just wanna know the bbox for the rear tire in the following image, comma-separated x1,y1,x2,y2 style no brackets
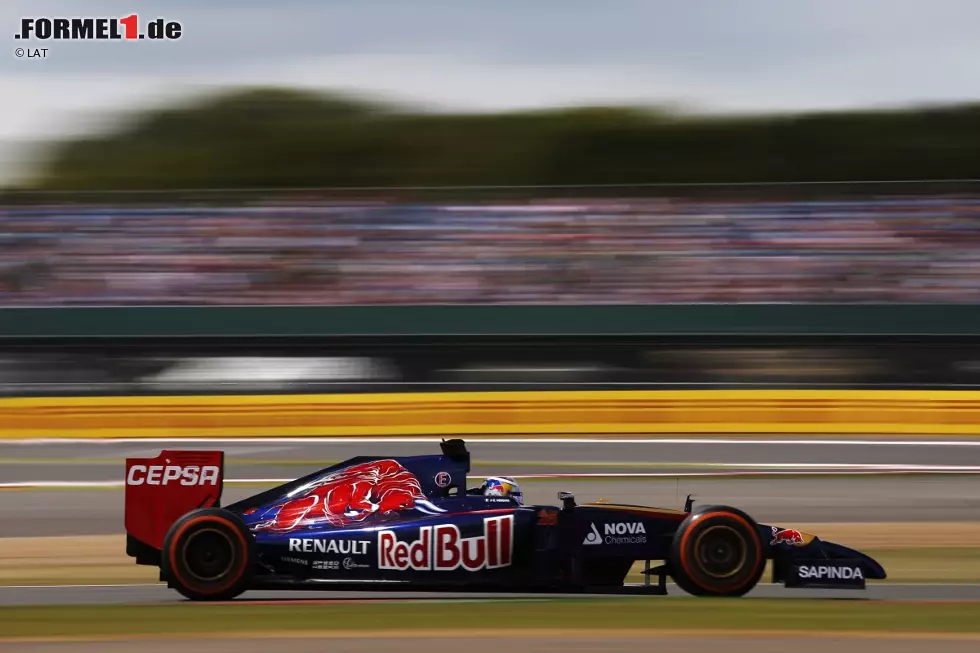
161,508,253,601
669,505,764,597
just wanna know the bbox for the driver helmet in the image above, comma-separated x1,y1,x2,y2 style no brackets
483,476,524,505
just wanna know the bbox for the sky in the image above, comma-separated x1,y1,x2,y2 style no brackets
2,1,979,152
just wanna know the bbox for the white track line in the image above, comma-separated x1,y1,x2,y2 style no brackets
7,437,980,446
702,463,980,470
513,470,980,478
0,583,162,589
5,465,980,489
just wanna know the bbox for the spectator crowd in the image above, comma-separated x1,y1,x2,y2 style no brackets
3,195,980,305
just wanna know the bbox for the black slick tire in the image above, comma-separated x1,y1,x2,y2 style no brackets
161,507,253,601
669,504,765,597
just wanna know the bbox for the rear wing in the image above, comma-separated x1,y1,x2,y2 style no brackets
125,450,225,553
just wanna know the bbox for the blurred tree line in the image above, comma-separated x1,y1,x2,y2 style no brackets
15,88,980,193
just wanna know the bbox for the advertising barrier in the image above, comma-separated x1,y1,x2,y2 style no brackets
3,390,980,439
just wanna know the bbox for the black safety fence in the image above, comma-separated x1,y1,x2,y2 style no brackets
1,336,979,396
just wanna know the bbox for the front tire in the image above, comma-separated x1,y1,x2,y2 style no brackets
161,508,253,601
669,505,764,597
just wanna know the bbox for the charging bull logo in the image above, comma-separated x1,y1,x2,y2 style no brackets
250,459,444,532
771,526,812,547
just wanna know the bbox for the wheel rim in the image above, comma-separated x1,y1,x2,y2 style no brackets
693,525,747,579
181,528,235,582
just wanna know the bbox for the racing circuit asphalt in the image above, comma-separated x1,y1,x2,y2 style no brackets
3,436,980,606
7,437,980,483
5,582,980,606
3,437,980,536
0,583,980,606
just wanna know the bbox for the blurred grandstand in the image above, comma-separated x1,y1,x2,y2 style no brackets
3,192,980,305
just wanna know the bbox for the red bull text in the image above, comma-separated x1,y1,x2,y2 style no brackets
379,515,514,571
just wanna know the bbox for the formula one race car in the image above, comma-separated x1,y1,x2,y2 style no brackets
124,439,886,601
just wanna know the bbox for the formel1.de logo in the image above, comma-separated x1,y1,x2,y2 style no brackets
16,15,182,41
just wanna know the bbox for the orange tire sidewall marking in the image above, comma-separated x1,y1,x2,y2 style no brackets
678,511,763,594
168,515,249,596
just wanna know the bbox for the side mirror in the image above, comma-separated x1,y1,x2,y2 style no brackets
558,491,576,510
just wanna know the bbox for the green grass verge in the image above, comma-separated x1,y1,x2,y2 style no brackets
2,599,980,639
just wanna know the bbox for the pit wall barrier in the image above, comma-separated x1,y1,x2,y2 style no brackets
3,390,980,438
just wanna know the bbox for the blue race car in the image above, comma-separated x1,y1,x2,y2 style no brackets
124,439,885,601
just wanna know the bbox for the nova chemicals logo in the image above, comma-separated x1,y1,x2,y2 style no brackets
583,523,602,545
603,521,646,544
583,521,647,545
16,15,182,41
